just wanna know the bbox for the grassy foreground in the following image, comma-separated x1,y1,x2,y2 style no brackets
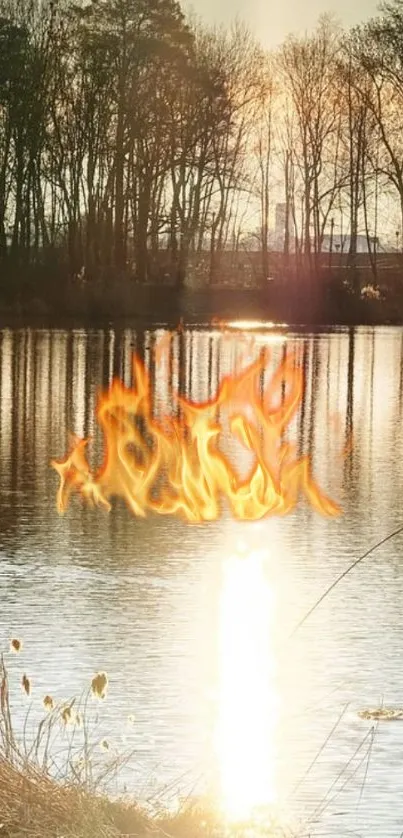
0,637,378,838
0,757,145,838
0,643,289,838
0,757,233,838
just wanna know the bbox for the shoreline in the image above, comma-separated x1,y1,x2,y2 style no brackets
0,284,402,329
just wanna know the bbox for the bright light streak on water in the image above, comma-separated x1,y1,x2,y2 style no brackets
215,547,278,821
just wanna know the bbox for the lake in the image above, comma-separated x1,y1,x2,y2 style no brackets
1,323,403,837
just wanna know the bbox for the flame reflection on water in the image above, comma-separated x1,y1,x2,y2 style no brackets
214,546,278,821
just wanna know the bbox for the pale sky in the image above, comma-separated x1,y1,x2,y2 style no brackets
184,0,381,48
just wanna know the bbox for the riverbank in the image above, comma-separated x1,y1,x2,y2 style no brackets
0,647,289,838
1,756,145,838
1,756,293,838
0,277,402,329
1,757,239,838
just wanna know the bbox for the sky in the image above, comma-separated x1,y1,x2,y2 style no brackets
184,0,381,48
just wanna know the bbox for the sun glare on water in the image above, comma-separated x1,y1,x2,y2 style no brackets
215,546,278,822
226,320,288,332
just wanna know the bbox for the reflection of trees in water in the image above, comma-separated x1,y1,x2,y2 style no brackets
338,327,403,515
365,330,376,498
2,324,403,554
208,335,214,399
0,327,228,559
343,327,355,488
307,339,320,458
297,338,310,456
346,328,355,448
399,332,403,417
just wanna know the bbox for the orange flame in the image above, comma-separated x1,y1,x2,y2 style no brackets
51,345,340,523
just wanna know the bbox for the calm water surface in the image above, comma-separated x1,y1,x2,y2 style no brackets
1,324,403,836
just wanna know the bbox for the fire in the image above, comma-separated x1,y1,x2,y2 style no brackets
51,340,340,522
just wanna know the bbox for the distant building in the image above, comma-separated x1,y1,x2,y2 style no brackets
274,203,294,250
321,234,377,253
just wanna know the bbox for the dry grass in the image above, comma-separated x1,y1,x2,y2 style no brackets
0,643,290,838
1,749,254,838
0,758,292,838
0,645,156,837
1,634,373,838
0,757,147,837
1,754,285,838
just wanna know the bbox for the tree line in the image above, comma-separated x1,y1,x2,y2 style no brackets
0,0,403,287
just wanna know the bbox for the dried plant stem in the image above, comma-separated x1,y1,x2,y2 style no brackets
290,523,403,637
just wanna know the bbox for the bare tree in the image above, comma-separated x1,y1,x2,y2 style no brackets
279,16,344,268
